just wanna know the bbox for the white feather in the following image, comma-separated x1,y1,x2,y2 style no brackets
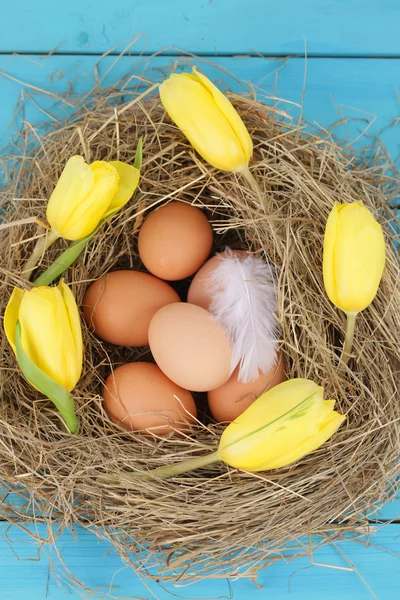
208,250,279,383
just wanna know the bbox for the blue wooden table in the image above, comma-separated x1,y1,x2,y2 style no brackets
1,2,399,598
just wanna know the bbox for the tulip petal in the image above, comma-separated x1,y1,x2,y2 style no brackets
160,73,249,172
46,156,94,236
260,409,346,470
58,161,119,240
58,280,83,386
106,161,140,214
219,379,324,471
18,284,81,391
52,287,82,391
15,322,78,434
221,379,323,439
335,203,385,313
4,287,25,353
323,202,340,307
192,67,253,167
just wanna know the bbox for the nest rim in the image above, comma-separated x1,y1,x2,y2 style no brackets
0,78,399,584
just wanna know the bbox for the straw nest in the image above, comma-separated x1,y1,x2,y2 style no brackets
0,76,399,587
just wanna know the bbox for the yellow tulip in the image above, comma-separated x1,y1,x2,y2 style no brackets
134,379,345,479
218,379,345,471
323,202,386,365
323,202,385,313
5,280,82,392
46,156,140,241
159,67,253,173
24,145,142,282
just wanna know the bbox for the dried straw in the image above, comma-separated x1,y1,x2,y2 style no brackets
0,75,399,589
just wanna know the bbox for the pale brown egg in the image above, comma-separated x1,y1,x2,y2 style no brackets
138,201,213,280
103,362,197,436
187,249,248,310
149,303,231,392
208,352,287,422
83,270,180,346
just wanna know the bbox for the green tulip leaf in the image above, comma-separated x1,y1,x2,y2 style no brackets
133,137,143,171
15,321,78,434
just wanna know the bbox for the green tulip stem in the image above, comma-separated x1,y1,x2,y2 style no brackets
241,167,263,198
102,451,221,483
341,312,358,366
24,229,60,281
34,230,97,287
144,450,221,479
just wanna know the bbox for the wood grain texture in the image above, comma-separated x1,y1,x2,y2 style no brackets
1,0,400,57
0,523,399,599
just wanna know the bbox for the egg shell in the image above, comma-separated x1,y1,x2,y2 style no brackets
187,249,248,310
103,362,197,436
208,352,287,422
149,303,231,392
138,201,213,280
83,270,180,346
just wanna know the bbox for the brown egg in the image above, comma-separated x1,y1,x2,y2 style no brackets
208,352,287,422
103,362,197,436
187,249,248,310
138,201,213,280
83,270,180,346
149,303,231,392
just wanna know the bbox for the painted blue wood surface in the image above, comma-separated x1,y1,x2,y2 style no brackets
2,1,400,57
0,523,399,600
376,495,400,521
1,2,400,598
1,54,399,160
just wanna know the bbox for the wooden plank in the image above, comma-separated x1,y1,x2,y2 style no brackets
0,522,399,599
1,1,400,57
1,54,399,162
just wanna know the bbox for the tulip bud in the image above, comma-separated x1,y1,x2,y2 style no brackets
46,156,140,241
323,202,386,366
159,67,253,173
218,379,345,472
323,202,385,314
4,280,83,432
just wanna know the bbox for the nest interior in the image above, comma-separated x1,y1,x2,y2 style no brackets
0,78,399,583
